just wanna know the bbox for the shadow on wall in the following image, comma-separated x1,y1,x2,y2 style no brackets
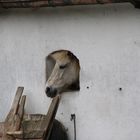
45,50,80,98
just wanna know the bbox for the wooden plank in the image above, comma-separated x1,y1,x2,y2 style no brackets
23,114,46,121
2,87,25,140
43,95,60,140
6,95,26,136
7,130,43,139
5,87,24,121
18,95,26,119
0,122,4,137
11,87,24,115
7,114,46,139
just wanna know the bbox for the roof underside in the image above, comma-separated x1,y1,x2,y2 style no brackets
0,0,139,8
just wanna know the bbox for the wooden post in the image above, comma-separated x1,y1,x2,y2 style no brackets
0,123,4,140
1,87,25,140
43,95,60,140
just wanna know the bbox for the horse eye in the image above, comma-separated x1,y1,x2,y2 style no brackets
59,64,67,69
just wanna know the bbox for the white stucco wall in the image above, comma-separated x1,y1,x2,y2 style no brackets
0,3,140,140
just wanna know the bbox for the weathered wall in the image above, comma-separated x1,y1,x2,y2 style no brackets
0,4,140,140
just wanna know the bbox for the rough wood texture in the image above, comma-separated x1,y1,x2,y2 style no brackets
1,87,25,140
0,123,4,137
7,95,60,139
0,87,60,140
43,95,60,140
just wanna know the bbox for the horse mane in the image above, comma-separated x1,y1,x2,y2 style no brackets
48,50,80,67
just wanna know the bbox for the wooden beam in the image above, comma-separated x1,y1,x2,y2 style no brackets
18,95,26,119
0,123,4,137
2,87,25,140
44,95,60,140
0,0,139,9
6,87,24,120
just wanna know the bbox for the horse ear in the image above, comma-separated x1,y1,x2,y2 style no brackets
67,51,74,59
68,79,80,91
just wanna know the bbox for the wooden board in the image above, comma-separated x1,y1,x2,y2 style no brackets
1,87,25,140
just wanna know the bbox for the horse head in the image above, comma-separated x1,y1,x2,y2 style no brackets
45,50,80,98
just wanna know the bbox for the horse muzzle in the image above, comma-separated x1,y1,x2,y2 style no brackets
45,86,57,98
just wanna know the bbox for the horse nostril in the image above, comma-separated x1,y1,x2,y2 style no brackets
45,87,57,98
46,87,50,93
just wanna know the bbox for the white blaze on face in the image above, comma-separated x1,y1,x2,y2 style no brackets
46,61,78,93
47,63,64,89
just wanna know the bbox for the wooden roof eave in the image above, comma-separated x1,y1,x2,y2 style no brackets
0,0,139,9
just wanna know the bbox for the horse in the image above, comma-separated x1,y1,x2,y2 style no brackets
45,50,80,140
45,50,80,98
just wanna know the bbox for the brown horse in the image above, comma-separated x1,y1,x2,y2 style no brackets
45,50,80,98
